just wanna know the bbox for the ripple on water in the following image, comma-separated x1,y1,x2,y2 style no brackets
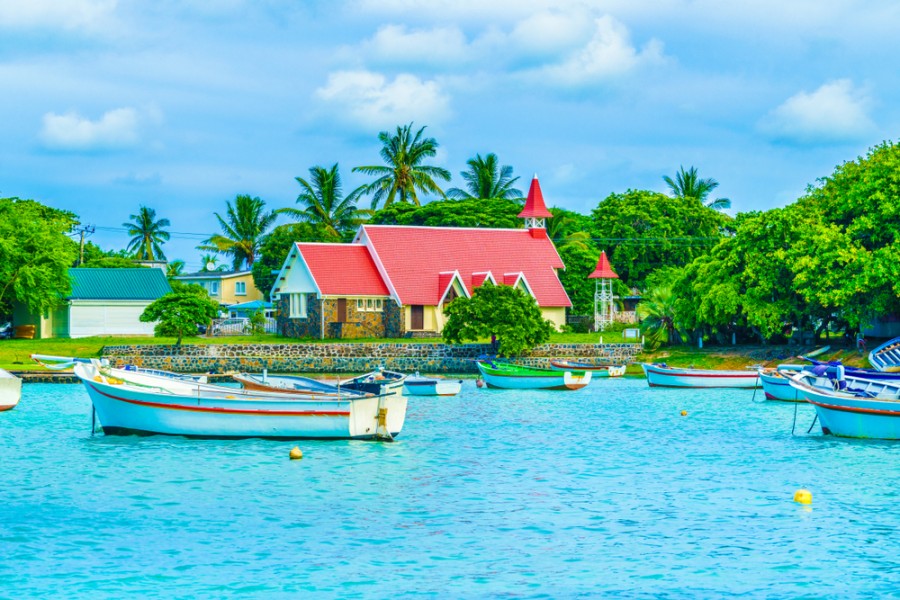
4,380,900,596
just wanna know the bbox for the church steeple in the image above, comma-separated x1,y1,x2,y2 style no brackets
518,174,553,231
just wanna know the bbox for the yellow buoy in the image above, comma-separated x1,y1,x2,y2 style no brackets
680,410,688,416
289,446,303,460
793,489,812,504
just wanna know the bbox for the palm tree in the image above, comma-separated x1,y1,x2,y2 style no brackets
199,253,220,272
547,211,592,252
663,166,731,210
199,195,277,270
279,164,368,238
638,286,684,348
124,206,170,261
166,260,185,278
446,153,523,200
353,123,451,210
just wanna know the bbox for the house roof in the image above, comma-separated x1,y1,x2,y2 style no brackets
588,251,619,279
517,175,553,219
296,243,390,297
357,225,570,307
175,270,251,280
68,268,172,300
229,300,273,311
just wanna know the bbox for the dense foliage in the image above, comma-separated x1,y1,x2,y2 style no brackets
0,198,78,316
369,198,523,229
442,284,552,356
201,194,277,269
591,189,728,288
281,164,368,239
140,292,221,345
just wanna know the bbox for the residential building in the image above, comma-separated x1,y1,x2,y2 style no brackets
12,268,172,338
274,175,571,339
174,270,264,306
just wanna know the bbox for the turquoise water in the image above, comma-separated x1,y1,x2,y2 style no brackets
4,379,900,597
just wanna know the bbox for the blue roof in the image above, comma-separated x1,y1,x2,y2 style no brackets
229,300,272,311
68,268,172,300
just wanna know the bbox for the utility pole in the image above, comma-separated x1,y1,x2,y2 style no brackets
76,225,95,265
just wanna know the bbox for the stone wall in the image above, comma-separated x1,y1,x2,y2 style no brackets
101,342,643,374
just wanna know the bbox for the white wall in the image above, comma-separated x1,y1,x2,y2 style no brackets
68,301,156,338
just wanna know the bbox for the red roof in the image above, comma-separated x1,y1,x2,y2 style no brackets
359,225,570,307
295,243,390,296
517,175,553,219
471,271,494,287
588,251,619,279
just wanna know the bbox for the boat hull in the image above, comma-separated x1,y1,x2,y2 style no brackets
642,363,760,388
791,382,900,440
548,360,626,377
476,362,591,390
402,378,462,396
76,365,406,439
759,370,803,401
0,368,21,411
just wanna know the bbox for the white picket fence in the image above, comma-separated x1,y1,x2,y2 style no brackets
209,317,277,336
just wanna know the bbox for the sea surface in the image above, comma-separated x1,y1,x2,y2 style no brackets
3,379,900,598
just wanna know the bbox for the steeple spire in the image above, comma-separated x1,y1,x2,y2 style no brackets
518,174,553,231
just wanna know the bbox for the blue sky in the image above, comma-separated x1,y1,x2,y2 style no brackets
2,0,897,270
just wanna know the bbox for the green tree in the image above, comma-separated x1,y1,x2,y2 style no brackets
548,208,594,253
663,166,731,210
124,206,170,260
442,284,552,356
591,189,727,288
446,153,522,200
353,123,451,209
280,164,368,239
369,198,523,229
200,195,278,270
0,198,78,316
251,223,341,298
166,260,185,278
638,286,684,349
140,292,220,345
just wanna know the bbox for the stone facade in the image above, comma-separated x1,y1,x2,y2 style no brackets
277,295,392,339
101,342,643,374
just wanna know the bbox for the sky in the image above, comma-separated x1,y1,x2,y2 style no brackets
2,0,898,271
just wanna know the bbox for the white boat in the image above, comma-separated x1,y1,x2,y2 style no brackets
402,373,462,396
758,365,805,401
642,363,761,388
340,369,407,397
233,372,367,397
788,369,900,439
0,368,22,411
73,361,406,440
31,354,208,383
869,336,900,372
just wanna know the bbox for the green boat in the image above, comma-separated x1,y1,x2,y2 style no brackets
475,360,592,390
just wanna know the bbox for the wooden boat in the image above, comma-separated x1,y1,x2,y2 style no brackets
549,360,626,377
642,363,761,388
233,372,367,397
31,354,208,383
73,360,406,440
869,336,900,372
340,369,407,397
788,369,900,439
402,373,462,396
0,368,22,411
758,367,804,401
475,360,591,390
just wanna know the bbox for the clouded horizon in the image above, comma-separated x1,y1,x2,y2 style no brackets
2,0,897,270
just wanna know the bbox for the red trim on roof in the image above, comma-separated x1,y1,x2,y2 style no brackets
295,243,390,296
360,225,570,307
588,251,619,279
518,176,553,219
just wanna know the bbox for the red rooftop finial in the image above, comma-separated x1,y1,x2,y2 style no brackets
518,174,553,219
588,251,619,279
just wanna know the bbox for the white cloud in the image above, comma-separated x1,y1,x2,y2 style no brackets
0,0,116,30
761,79,875,144
40,107,144,150
529,16,665,85
315,70,451,130
507,11,593,56
363,24,471,67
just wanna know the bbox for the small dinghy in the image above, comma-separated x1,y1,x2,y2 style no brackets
402,373,462,397
869,336,900,373
0,368,22,412
233,372,367,397
758,366,805,401
642,363,761,388
549,360,626,377
340,369,407,397
475,360,591,390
